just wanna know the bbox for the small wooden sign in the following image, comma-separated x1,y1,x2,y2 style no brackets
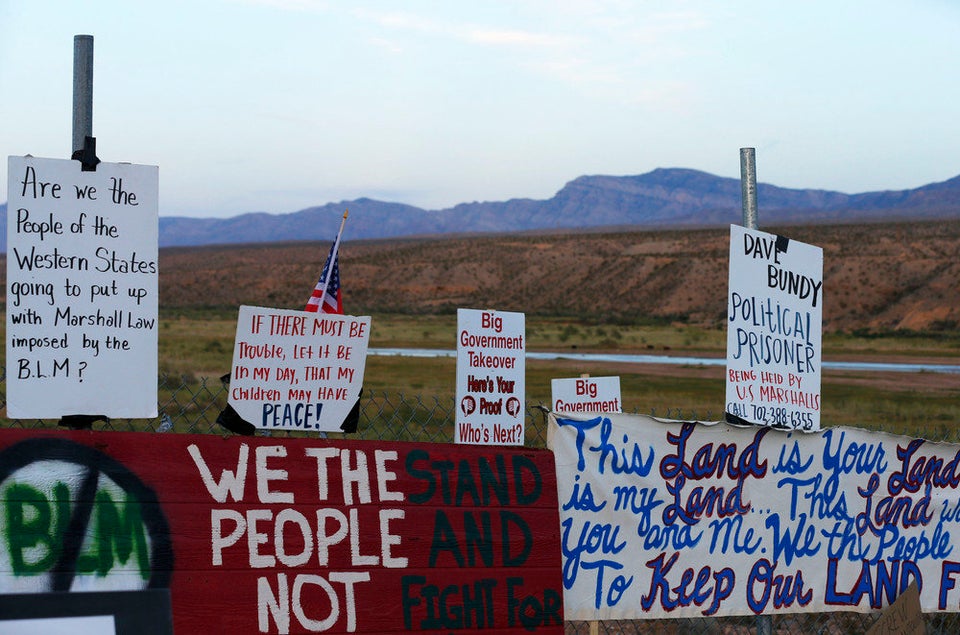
866,582,924,635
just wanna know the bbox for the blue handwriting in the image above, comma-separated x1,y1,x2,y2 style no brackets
772,439,814,475
765,512,821,566
639,521,703,551
561,517,632,608
640,551,734,616
556,416,655,476
822,429,888,492
778,473,850,522
888,439,960,496
746,558,812,613
856,473,933,537
563,474,606,512
707,515,761,555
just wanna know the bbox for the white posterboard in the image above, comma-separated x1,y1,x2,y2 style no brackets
725,225,823,430
228,305,369,432
455,308,525,445
551,376,621,414
1,616,115,635
5,156,159,419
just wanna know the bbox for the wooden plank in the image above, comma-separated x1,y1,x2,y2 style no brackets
0,428,563,634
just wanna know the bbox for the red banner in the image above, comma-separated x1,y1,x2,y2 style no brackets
0,429,563,634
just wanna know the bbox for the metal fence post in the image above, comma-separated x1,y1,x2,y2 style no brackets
740,147,758,231
72,34,94,155
741,147,772,635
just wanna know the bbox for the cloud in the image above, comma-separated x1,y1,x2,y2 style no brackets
350,8,448,34
366,36,404,55
228,0,330,12
229,1,708,99
465,28,580,48
351,8,577,50
531,58,626,86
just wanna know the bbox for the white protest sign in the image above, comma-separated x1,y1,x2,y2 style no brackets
5,156,158,419
551,376,621,414
1,616,116,635
725,225,823,430
228,305,369,431
455,308,525,445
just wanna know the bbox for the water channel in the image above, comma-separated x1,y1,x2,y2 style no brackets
368,348,960,375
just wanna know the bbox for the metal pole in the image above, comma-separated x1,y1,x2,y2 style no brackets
740,147,758,231
741,146,772,635
72,34,94,156
756,603,773,633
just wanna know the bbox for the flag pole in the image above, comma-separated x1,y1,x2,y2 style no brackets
317,209,348,312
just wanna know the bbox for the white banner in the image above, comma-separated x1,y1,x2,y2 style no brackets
228,305,369,431
548,412,960,619
726,225,823,430
5,156,158,418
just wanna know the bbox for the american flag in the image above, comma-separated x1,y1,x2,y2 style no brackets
305,211,347,314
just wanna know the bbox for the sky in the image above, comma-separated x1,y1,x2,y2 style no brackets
2,0,959,218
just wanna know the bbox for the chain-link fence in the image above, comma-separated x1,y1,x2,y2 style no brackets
2,370,957,634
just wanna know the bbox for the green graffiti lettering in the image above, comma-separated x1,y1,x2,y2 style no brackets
86,489,150,579
5,482,69,575
4,480,149,580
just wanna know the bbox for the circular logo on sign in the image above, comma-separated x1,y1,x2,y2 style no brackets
460,395,476,416
506,397,522,417
0,438,173,593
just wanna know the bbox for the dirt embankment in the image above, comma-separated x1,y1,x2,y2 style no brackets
153,219,960,335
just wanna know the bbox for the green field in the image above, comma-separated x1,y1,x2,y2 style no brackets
3,310,959,439
156,311,960,434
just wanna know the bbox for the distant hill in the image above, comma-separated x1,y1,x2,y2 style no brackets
155,168,960,247
3,168,960,250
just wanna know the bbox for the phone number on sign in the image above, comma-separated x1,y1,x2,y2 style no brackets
748,405,814,430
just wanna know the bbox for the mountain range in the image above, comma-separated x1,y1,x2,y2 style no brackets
3,167,960,250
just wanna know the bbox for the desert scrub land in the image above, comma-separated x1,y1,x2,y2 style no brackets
152,219,960,333
147,219,960,438
0,220,958,436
